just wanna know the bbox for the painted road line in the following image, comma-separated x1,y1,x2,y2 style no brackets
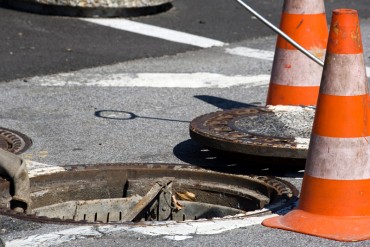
81,18,225,48
81,18,370,79
24,160,66,178
35,72,270,88
225,47,274,61
226,47,370,77
5,214,277,246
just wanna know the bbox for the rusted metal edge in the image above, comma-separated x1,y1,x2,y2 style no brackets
122,178,174,222
189,107,308,159
0,127,33,155
0,0,172,17
0,163,298,225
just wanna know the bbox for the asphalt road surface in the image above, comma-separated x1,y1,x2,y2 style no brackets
1,0,370,246
1,0,370,81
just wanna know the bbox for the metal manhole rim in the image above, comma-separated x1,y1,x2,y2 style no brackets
0,127,33,154
0,163,298,225
189,106,312,159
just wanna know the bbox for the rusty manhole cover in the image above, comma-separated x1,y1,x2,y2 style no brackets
0,163,297,224
0,127,32,154
0,0,172,17
190,106,315,160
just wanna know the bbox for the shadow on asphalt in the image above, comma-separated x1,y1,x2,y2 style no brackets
94,110,189,123
173,139,305,179
194,95,261,110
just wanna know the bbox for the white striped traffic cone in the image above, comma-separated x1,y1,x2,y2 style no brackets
266,0,328,106
262,9,370,241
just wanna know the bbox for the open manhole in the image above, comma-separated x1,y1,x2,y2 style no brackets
190,105,315,162
0,0,173,17
0,163,297,224
0,127,32,154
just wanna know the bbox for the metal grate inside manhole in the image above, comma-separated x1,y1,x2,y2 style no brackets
0,164,297,224
190,105,315,160
0,127,32,154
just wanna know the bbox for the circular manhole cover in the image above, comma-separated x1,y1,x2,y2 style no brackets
0,163,297,224
190,106,315,161
0,127,32,154
0,0,172,17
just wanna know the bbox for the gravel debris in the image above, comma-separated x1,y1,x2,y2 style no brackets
232,106,315,139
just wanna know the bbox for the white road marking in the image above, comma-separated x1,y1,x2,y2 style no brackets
79,18,369,77
163,236,193,240
81,18,226,48
5,226,102,247
24,160,66,178
227,46,370,77
294,137,310,149
5,214,277,246
128,215,275,236
225,47,274,61
36,72,270,88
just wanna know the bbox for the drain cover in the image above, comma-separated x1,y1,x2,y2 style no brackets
0,163,297,224
0,127,32,154
0,0,172,17
190,106,315,160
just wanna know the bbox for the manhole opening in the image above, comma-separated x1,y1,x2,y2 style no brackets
0,164,297,224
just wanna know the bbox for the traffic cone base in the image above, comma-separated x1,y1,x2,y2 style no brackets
298,175,370,215
263,173,370,241
262,209,370,242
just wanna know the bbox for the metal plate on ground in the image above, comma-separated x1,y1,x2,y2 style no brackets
0,0,172,17
0,127,32,154
190,106,315,160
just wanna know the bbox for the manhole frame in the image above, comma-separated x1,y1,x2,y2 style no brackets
0,163,298,225
0,127,33,154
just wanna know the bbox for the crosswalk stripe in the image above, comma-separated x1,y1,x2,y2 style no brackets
81,18,226,48
36,72,270,88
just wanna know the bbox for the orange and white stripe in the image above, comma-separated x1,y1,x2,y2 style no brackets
266,0,328,106
263,9,370,241
300,9,370,219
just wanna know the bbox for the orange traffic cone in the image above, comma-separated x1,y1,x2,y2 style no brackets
266,0,328,106
262,9,370,241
